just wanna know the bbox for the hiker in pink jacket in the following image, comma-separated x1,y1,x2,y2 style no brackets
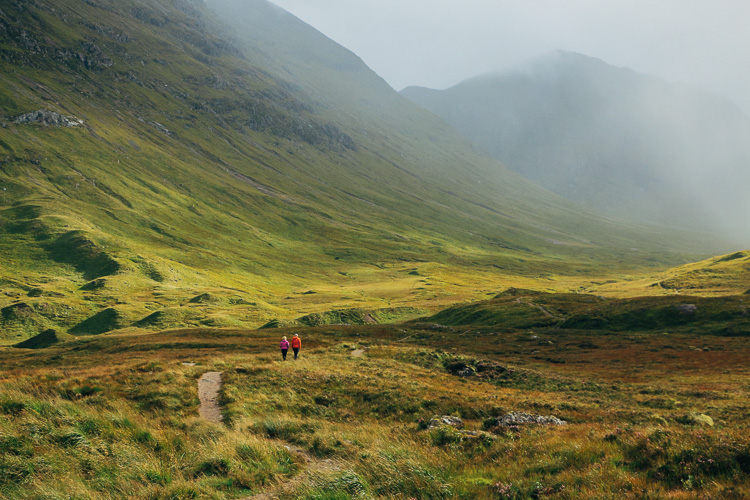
280,336,290,360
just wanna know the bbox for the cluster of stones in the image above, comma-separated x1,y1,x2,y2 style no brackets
13,109,83,127
427,415,466,430
490,411,568,427
425,411,567,441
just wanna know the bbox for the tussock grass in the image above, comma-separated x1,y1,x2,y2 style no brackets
2,323,750,498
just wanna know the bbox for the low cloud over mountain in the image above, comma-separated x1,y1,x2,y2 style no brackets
403,51,750,244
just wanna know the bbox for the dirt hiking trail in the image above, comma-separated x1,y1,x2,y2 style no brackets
198,371,223,423
195,367,341,498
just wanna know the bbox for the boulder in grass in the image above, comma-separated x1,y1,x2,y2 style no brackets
427,415,464,430
492,411,567,427
675,304,697,316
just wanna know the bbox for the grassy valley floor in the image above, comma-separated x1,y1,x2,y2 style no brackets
4,248,748,347
1,322,749,499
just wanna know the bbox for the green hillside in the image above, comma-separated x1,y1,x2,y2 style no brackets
591,250,750,298
0,0,713,345
418,287,750,336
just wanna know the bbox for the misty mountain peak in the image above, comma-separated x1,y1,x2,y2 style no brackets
402,53,750,241
539,50,612,70
459,50,640,91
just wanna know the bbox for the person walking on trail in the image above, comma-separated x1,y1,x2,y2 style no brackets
291,334,301,360
280,336,290,361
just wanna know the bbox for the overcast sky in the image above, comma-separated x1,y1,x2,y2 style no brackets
270,0,750,112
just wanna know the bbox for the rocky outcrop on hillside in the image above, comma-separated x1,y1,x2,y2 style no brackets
13,109,82,127
427,415,464,430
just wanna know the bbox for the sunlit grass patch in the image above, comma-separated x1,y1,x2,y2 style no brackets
2,321,750,498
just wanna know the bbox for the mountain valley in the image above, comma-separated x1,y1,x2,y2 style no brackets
1,0,731,344
1,1,749,498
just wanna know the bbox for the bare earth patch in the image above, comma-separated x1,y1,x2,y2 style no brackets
198,371,223,423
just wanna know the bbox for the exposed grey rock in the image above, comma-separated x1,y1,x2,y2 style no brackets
209,74,229,90
16,29,42,53
427,415,464,430
14,109,82,127
53,41,114,70
492,411,567,427
676,304,697,315
88,24,130,43
151,121,173,136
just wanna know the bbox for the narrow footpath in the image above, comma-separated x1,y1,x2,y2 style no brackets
198,371,223,424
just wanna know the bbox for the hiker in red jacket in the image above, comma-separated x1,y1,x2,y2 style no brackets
291,334,301,360
280,336,290,360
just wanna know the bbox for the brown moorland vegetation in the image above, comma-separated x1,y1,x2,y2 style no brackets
1,318,749,499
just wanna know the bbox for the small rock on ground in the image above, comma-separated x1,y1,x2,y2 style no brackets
428,415,464,429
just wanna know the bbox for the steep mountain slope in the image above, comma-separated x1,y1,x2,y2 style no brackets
402,51,750,240
0,1,707,343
